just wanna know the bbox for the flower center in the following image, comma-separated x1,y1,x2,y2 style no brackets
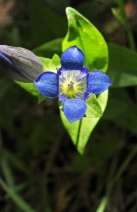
59,70,87,101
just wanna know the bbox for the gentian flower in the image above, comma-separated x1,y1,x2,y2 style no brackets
34,46,111,122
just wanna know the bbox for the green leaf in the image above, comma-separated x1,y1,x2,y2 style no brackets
60,91,108,154
62,7,108,72
15,81,39,97
86,94,103,118
108,43,137,87
39,57,51,70
33,38,62,58
48,54,60,71
111,8,126,28
39,55,60,71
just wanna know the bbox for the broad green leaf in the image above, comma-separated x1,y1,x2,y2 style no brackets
111,8,126,28
86,94,103,118
108,43,137,87
33,38,62,58
60,91,108,154
62,7,108,72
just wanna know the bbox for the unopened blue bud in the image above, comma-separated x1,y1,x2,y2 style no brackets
0,45,43,82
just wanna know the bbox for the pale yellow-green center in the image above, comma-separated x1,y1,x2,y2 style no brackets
59,70,87,99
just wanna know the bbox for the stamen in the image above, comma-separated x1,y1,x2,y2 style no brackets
68,81,74,88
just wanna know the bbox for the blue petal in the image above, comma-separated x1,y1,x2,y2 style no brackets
87,71,112,94
34,72,58,98
61,46,84,70
63,99,86,122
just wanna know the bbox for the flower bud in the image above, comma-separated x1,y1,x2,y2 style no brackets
0,45,43,82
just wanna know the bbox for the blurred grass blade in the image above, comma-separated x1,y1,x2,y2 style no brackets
1,155,14,188
111,8,126,28
0,178,36,212
116,0,136,51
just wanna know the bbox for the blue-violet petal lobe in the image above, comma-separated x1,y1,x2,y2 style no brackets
63,99,87,122
87,71,111,94
34,72,58,98
61,46,84,70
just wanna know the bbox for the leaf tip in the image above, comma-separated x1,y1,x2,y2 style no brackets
65,7,75,15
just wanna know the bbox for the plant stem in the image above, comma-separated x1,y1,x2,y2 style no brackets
76,119,82,148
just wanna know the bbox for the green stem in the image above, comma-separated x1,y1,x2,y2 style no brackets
96,146,137,212
116,0,136,51
76,119,82,147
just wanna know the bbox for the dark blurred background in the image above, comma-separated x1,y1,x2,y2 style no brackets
0,0,137,212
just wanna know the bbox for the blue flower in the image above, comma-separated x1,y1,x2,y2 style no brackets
34,46,111,122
